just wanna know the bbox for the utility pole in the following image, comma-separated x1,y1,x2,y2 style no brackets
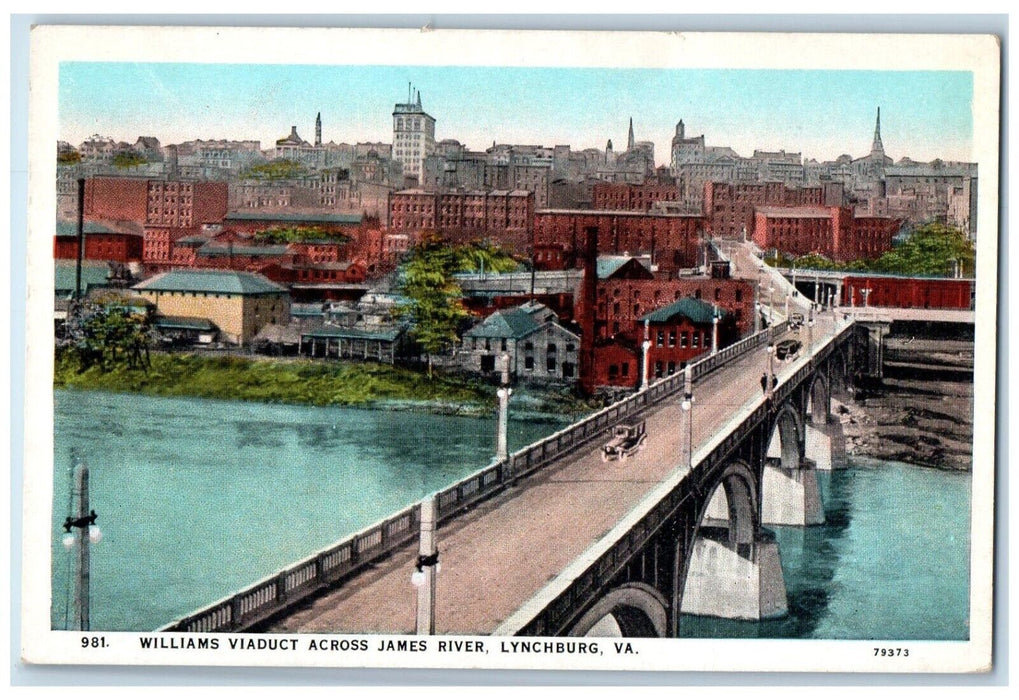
413,495,439,635
62,450,100,631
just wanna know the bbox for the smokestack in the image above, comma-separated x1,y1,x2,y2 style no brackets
579,225,599,395
75,178,85,303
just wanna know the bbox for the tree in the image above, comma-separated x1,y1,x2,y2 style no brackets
869,223,975,277
451,242,521,274
63,303,152,372
57,150,81,165
396,236,470,378
112,152,147,169
239,159,308,181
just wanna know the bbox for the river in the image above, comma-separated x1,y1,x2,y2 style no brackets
52,390,970,639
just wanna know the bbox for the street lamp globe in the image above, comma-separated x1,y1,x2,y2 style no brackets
61,532,75,550
411,570,426,588
88,524,102,544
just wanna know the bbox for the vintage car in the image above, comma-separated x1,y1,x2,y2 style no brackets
601,421,648,462
789,312,805,330
775,338,803,361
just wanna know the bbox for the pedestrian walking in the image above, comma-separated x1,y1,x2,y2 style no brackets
760,373,768,394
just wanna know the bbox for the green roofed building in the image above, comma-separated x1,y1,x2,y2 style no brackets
54,261,112,299
133,269,289,346
637,296,734,380
460,301,580,383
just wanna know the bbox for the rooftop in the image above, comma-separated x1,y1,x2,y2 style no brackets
223,211,363,225
756,206,836,218
641,296,723,325
133,269,287,295
465,307,541,340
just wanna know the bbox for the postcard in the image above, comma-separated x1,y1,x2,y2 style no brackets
20,25,999,673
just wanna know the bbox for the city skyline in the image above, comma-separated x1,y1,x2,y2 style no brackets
59,63,976,165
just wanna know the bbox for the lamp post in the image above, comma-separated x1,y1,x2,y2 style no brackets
711,305,720,356
861,288,872,308
768,285,775,326
680,365,694,469
496,352,511,462
766,335,776,400
62,449,101,631
807,306,815,354
784,292,790,320
640,319,651,391
412,494,439,635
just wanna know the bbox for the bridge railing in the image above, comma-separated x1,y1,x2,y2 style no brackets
160,320,795,633
504,319,857,636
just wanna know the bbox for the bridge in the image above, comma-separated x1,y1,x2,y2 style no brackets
163,301,861,637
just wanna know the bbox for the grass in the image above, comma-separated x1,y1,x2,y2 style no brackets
53,352,599,416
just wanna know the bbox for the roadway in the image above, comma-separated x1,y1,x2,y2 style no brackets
267,315,838,635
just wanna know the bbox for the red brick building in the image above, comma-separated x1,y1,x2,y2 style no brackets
54,221,144,263
533,210,705,275
703,181,845,238
81,177,229,230
840,275,973,309
592,182,682,212
753,206,897,262
76,177,230,271
590,274,755,342
574,237,755,392
388,189,534,254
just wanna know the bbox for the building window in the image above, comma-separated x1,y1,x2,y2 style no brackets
654,361,663,378
692,333,700,348
621,362,629,377
656,330,665,347
668,330,676,347
524,356,534,370
680,332,689,348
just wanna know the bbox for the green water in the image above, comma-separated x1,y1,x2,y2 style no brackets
53,391,971,639
679,459,971,639
52,389,565,631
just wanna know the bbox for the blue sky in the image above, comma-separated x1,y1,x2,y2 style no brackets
59,63,975,165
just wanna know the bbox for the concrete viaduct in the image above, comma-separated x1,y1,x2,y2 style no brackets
163,301,862,638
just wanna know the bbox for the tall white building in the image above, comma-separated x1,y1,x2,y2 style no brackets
392,85,435,183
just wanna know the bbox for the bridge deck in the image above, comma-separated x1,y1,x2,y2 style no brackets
267,317,837,635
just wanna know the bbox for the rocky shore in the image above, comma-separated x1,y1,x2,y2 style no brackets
837,338,974,471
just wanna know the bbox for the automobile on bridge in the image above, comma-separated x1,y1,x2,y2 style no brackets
601,421,648,462
776,338,802,361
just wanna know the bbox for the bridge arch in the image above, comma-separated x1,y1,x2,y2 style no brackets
765,401,803,470
806,373,831,425
570,583,668,638
829,349,850,399
695,459,759,546
674,459,787,624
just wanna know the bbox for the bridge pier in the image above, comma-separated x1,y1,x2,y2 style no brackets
805,419,847,470
681,527,787,621
761,457,825,525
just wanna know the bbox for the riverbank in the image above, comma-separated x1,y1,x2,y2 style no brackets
838,374,974,472
53,352,600,418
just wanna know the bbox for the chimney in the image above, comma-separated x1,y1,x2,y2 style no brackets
579,225,599,395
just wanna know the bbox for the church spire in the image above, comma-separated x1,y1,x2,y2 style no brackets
627,117,635,151
315,112,322,147
871,106,884,155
